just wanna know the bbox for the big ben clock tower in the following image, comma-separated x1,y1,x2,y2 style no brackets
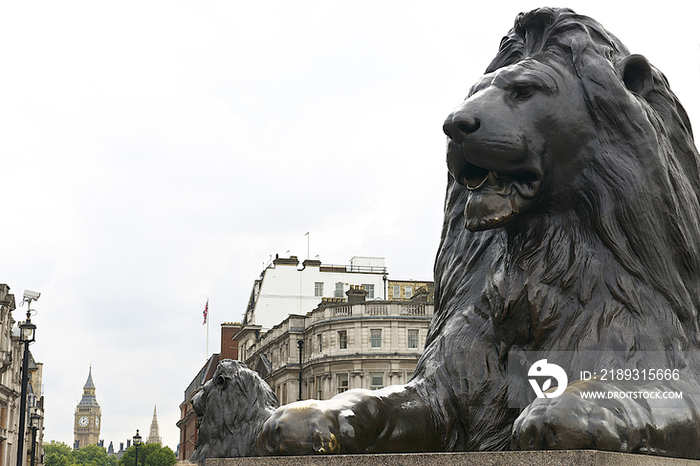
74,367,102,448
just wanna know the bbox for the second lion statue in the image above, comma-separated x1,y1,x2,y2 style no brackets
257,8,700,458
191,360,278,461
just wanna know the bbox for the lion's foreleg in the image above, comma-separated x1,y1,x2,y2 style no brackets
257,383,440,455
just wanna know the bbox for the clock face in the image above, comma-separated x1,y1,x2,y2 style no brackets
95,418,100,427
79,416,88,427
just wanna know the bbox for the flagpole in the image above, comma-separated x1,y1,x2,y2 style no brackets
203,298,210,360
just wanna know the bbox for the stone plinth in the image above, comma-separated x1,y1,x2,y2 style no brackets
205,451,700,466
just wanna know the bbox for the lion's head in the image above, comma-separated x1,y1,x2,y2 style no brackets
443,43,593,232
190,359,278,462
434,7,700,351
444,9,700,235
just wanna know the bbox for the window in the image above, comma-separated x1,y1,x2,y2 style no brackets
316,376,323,399
407,371,414,381
335,282,344,298
317,334,323,353
369,372,384,390
338,330,347,349
393,285,401,299
337,373,349,393
314,282,324,297
370,329,382,348
408,329,419,349
363,284,375,299
405,286,413,299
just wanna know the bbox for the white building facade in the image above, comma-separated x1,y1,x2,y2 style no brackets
243,255,389,330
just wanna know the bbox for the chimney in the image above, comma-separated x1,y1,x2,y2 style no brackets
221,322,242,360
273,255,299,267
346,285,368,304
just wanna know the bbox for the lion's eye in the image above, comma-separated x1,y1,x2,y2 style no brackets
514,85,536,99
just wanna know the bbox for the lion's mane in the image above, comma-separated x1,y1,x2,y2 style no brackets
190,359,279,461
411,7,700,452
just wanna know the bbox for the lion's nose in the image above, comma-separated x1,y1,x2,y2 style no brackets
192,391,203,415
443,111,481,144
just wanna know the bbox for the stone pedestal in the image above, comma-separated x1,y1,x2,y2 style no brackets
205,451,700,466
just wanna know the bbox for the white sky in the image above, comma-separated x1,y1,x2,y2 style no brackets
1,0,698,452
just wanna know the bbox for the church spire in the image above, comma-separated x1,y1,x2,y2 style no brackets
79,367,98,406
84,365,95,391
147,404,161,445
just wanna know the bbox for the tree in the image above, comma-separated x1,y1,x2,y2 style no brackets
71,444,118,466
45,442,75,466
45,442,118,466
142,445,177,466
118,443,176,466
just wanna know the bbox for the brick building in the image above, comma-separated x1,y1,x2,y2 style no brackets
176,322,240,461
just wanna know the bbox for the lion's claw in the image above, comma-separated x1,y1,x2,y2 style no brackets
257,401,341,455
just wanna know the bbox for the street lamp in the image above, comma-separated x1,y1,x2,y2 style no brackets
29,409,42,466
16,291,38,466
297,339,304,401
133,430,142,466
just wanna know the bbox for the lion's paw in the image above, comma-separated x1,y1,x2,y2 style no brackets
511,393,636,452
257,400,342,455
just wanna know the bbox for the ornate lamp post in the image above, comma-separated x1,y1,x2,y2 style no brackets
297,340,304,401
16,291,38,466
133,430,142,466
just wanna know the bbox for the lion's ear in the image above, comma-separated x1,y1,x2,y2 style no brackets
216,374,230,388
618,54,653,98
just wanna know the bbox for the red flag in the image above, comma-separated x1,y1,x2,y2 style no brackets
203,299,208,325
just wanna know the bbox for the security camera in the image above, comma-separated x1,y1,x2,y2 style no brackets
23,290,40,301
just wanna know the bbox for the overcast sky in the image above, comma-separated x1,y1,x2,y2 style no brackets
1,0,699,452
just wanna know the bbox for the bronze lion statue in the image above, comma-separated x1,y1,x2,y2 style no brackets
257,7,700,458
190,359,278,462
